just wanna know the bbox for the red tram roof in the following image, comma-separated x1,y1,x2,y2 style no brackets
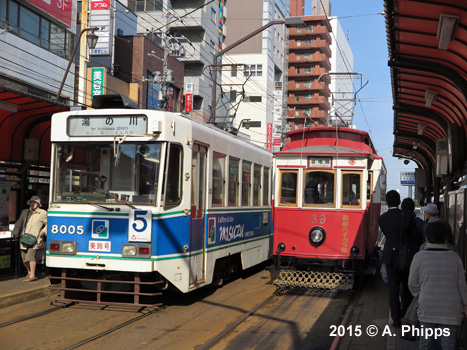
385,0,467,174
277,126,380,159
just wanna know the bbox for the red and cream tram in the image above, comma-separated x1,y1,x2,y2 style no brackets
272,126,386,289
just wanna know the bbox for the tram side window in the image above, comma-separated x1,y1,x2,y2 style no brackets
212,152,225,207
165,144,183,206
253,164,261,206
279,171,298,206
342,172,361,207
367,172,373,201
242,161,252,206
228,157,239,207
303,171,335,206
263,167,270,206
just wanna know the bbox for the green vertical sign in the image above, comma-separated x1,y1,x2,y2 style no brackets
91,68,104,100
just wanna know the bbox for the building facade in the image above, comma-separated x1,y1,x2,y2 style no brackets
286,16,332,129
126,0,225,121
220,0,290,150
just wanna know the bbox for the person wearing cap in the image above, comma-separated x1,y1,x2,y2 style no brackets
12,195,47,281
424,203,440,223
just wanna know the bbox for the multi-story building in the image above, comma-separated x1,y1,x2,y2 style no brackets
127,0,225,121
286,16,332,128
287,0,353,129
220,0,290,150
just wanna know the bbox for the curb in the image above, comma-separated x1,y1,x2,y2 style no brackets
0,284,56,309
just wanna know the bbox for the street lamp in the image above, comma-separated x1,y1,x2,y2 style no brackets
56,27,99,100
209,17,305,122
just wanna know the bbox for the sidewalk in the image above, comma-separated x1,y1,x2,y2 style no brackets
0,270,55,309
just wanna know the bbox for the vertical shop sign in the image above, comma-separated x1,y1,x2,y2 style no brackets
91,68,104,99
185,83,193,113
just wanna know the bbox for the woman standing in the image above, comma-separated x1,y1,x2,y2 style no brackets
12,196,47,281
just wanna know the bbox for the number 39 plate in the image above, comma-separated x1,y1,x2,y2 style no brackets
129,209,152,242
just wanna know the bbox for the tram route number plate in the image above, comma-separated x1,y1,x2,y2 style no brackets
67,115,148,136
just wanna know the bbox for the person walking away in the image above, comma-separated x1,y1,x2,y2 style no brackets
378,190,420,329
424,203,440,223
409,220,467,350
401,197,425,248
12,195,47,281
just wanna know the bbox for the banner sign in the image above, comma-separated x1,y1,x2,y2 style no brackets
91,68,104,99
28,0,73,27
90,0,112,56
185,83,193,113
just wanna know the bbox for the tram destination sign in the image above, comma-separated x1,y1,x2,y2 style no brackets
68,115,148,136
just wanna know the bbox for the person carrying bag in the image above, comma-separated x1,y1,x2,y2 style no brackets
12,195,47,282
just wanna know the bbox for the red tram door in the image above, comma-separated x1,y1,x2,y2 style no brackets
190,144,207,285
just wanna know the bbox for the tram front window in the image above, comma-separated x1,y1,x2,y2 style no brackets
304,171,335,206
52,143,162,205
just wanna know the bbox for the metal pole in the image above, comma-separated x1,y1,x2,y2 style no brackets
56,27,98,100
209,20,285,122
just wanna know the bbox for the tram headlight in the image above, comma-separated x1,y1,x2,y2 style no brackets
62,242,76,254
122,245,137,256
308,227,326,248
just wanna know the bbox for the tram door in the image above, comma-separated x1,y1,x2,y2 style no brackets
190,144,207,284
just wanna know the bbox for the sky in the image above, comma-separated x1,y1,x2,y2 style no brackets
303,0,416,198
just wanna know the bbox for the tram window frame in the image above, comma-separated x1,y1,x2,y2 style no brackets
303,170,336,208
341,171,362,208
212,152,226,207
163,143,183,207
263,167,270,206
228,157,240,207
253,164,261,206
367,171,373,201
279,170,298,207
242,161,252,206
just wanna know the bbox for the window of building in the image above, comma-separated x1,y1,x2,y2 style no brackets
304,53,313,59
244,64,263,77
295,95,300,102
295,109,300,116
305,39,315,45
296,53,301,60
211,8,216,23
304,80,313,88
248,96,262,103
306,25,315,32
295,81,300,88
228,157,239,207
2,0,75,60
297,40,301,46
296,67,301,74
304,94,312,100
212,152,226,207
19,6,39,45
304,67,313,74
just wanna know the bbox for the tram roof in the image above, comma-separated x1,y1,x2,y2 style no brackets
385,0,467,174
275,145,378,159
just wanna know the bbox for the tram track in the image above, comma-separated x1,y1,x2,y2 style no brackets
0,301,75,328
197,280,362,350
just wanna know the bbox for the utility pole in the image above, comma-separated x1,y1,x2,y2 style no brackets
77,0,89,105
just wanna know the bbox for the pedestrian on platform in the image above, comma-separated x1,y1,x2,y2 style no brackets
12,195,47,282
378,190,420,329
409,220,467,350
401,197,425,248
424,203,440,223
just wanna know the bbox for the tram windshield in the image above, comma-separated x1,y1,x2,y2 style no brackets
52,142,162,205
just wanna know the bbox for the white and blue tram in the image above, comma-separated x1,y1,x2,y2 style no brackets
46,106,273,305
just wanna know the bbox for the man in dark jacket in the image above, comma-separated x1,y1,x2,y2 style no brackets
378,190,420,329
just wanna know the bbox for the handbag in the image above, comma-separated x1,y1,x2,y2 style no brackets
20,233,37,248
401,295,418,341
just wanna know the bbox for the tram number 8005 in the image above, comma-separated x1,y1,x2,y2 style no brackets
50,224,85,235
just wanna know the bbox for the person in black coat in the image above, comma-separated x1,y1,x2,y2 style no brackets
378,190,420,329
